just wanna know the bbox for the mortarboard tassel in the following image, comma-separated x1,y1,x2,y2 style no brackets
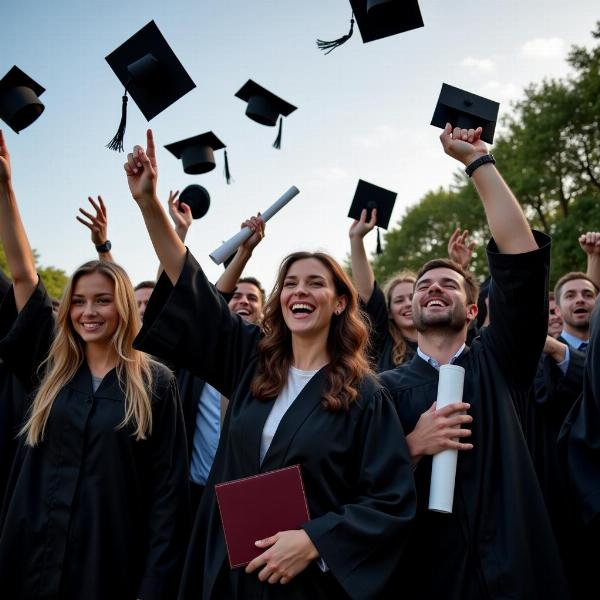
316,13,354,55
224,149,232,184
272,117,283,149
106,84,130,152
376,227,383,255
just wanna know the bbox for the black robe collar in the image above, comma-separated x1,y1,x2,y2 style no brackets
65,362,121,399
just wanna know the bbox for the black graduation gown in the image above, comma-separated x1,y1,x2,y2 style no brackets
362,281,416,372
0,282,190,600
379,232,570,600
134,250,417,600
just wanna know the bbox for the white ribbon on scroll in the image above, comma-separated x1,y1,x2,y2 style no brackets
209,186,300,265
428,364,466,514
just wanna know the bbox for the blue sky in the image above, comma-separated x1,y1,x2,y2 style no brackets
1,0,598,290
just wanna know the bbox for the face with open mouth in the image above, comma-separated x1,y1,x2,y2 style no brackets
547,299,563,338
558,278,597,333
228,282,263,324
388,281,414,331
70,272,118,346
280,258,346,337
412,267,476,333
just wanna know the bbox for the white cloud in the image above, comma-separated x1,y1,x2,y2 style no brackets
521,37,566,59
313,167,348,182
351,125,399,149
460,56,495,72
484,81,520,102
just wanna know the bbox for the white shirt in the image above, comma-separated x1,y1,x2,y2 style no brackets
260,366,318,464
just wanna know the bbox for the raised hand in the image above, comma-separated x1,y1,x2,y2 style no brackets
349,208,377,240
77,196,109,246
240,214,266,253
0,130,12,184
245,529,319,585
579,231,600,257
439,123,488,166
448,228,476,269
167,190,193,240
124,129,158,202
406,401,473,464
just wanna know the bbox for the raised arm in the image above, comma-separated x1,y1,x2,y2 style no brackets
447,228,476,269
580,231,600,289
215,215,265,294
349,208,378,303
76,195,114,261
440,124,537,254
0,131,38,311
125,129,186,284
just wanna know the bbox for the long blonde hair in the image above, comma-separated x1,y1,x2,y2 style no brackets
22,261,154,446
383,270,416,366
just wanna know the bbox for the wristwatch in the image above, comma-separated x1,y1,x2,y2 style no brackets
95,240,112,253
465,153,496,177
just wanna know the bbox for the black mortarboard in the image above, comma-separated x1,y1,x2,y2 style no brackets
235,80,297,149
431,83,500,144
348,179,397,254
178,184,210,220
317,0,423,54
165,132,232,183
105,20,196,152
0,66,45,133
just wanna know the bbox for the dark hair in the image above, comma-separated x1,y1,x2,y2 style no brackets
415,258,479,305
251,252,371,411
236,276,266,307
554,272,599,305
134,280,156,292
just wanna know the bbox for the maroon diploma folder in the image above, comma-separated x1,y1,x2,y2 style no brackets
215,465,310,568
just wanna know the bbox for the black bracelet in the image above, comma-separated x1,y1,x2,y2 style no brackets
95,240,112,253
465,154,496,177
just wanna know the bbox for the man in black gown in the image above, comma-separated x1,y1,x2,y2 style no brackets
379,123,569,599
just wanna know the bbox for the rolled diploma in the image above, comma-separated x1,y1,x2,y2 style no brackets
209,186,300,264
428,364,466,513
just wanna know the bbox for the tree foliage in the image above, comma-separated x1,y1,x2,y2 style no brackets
372,22,600,288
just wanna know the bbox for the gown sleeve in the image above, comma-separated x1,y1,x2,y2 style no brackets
480,230,551,392
301,386,416,599
361,282,390,365
134,250,261,398
0,279,54,394
138,368,191,600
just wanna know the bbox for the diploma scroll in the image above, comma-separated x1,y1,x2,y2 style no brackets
209,186,300,264
428,364,466,514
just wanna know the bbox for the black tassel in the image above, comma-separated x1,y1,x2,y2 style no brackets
106,91,129,152
316,14,354,55
224,150,232,184
272,117,283,149
376,228,383,255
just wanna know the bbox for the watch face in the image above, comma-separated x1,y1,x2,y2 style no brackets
105,240,112,251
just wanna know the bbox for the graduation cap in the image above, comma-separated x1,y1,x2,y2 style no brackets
105,20,196,152
0,66,45,133
317,0,424,54
348,179,397,254
165,132,232,184
178,184,210,220
431,83,500,144
235,80,297,149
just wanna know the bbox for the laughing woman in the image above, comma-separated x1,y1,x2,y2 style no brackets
0,131,189,600
127,130,416,600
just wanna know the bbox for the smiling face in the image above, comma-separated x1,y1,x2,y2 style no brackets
388,281,414,331
412,267,477,333
279,258,347,339
70,272,119,346
548,298,563,338
557,278,597,335
228,282,263,324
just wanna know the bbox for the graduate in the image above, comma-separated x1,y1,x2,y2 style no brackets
349,208,417,371
126,130,416,599
379,123,569,599
0,130,189,600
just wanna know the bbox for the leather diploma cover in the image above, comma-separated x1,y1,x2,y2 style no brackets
215,465,311,568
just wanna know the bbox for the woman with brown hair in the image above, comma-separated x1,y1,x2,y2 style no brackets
349,209,417,371
0,130,189,600
127,130,416,600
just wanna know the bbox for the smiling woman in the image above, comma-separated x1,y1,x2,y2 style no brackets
0,131,189,600
129,130,417,600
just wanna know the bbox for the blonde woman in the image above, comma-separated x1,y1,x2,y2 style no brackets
0,130,189,600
